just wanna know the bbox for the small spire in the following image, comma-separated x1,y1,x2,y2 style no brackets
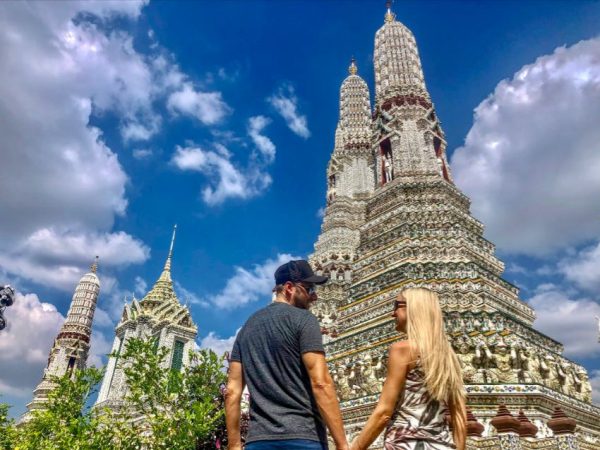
349,56,358,75
385,0,395,23
159,224,177,282
90,255,99,273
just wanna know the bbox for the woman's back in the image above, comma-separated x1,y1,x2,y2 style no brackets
384,359,455,449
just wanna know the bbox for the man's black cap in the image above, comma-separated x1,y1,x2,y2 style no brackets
274,260,328,285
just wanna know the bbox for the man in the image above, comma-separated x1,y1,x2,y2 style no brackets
226,260,348,450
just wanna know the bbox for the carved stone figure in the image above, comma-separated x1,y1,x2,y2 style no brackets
490,341,518,383
436,157,444,177
542,354,561,391
473,340,495,383
383,152,393,183
571,366,583,397
539,353,551,382
334,364,352,400
556,359,570,393
456,341,476,383
361,353,382,394
517,345,537,383
578,368,593,403
347,364,359,398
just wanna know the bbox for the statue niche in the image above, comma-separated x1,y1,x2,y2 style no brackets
327,173,337,204
380,138,393,184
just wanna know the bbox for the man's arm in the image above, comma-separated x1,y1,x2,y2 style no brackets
225,361,245,450
302,351,349,450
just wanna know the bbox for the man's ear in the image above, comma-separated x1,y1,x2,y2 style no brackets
284,282,295,297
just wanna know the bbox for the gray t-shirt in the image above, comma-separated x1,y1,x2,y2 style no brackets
230,302,326,444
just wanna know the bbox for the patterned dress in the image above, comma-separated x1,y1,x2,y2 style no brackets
383,360,455,450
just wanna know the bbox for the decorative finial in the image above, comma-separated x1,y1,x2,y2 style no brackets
349,56,357,75
385,0,395,23
90,255,99,273
160,224,177,278
168,224,177,259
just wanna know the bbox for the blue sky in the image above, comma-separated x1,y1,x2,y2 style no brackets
1,0,600,417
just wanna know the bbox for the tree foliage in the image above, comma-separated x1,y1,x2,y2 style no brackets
12,367,129,450
116,337,227,449
2,337,227,449
1,399,17,450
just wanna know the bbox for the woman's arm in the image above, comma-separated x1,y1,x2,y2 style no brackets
351,341,413,450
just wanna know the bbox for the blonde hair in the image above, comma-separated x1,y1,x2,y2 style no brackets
402,287,466,448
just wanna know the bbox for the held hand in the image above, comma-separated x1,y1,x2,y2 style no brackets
349,439,361,450
335,437,350,450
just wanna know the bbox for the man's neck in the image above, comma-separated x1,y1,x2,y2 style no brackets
274,295,295,307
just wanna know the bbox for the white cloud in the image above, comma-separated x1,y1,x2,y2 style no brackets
316,207,326,219
132,148,153,159
93,307,114,328
0,291,64,397
248,115,276,162
167,82,231,125
170,144,272,206
209,253,301,309
88,329,113,368
528,288,600,358
451,37,600,256
200,330,239,357
0,229,149,291
0,2,166,288
505,263,527,275
134,276,148,296
267,85,311,139
174,281,208,307
558,241,600,292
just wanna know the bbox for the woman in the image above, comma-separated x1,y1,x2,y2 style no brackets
351,288,466,450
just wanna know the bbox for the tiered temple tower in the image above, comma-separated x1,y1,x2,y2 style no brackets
312,58,374,337
23,258,101,420
96,226,197,409
311,5,600,449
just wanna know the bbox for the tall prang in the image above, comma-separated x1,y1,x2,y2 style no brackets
23,257,101,421
312,4,600,448
96,226,197,409
311,58,374,338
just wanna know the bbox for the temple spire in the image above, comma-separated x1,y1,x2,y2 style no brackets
159,224,177,282
349,56,357,75
385,0,395,23
90,255,99,274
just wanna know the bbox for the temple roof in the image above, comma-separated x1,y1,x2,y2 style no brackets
119,225,197,332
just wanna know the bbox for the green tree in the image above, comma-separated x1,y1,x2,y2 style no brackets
114,337,227,449
14,367,133,450
0,399,17,450
4,338,226,449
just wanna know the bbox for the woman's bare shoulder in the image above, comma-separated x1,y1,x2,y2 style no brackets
389,340,416,362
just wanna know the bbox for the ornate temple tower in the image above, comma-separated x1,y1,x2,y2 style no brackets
23,258,101,420
96,226,197,409
313,4,600,448
311,59,374,339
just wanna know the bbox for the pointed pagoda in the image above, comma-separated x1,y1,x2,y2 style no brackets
312,3,600,447
311,58,374,338
23,258,101,421
96,226,197,409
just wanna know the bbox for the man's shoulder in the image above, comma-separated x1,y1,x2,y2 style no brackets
280,303,318,324
243,303,316,329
